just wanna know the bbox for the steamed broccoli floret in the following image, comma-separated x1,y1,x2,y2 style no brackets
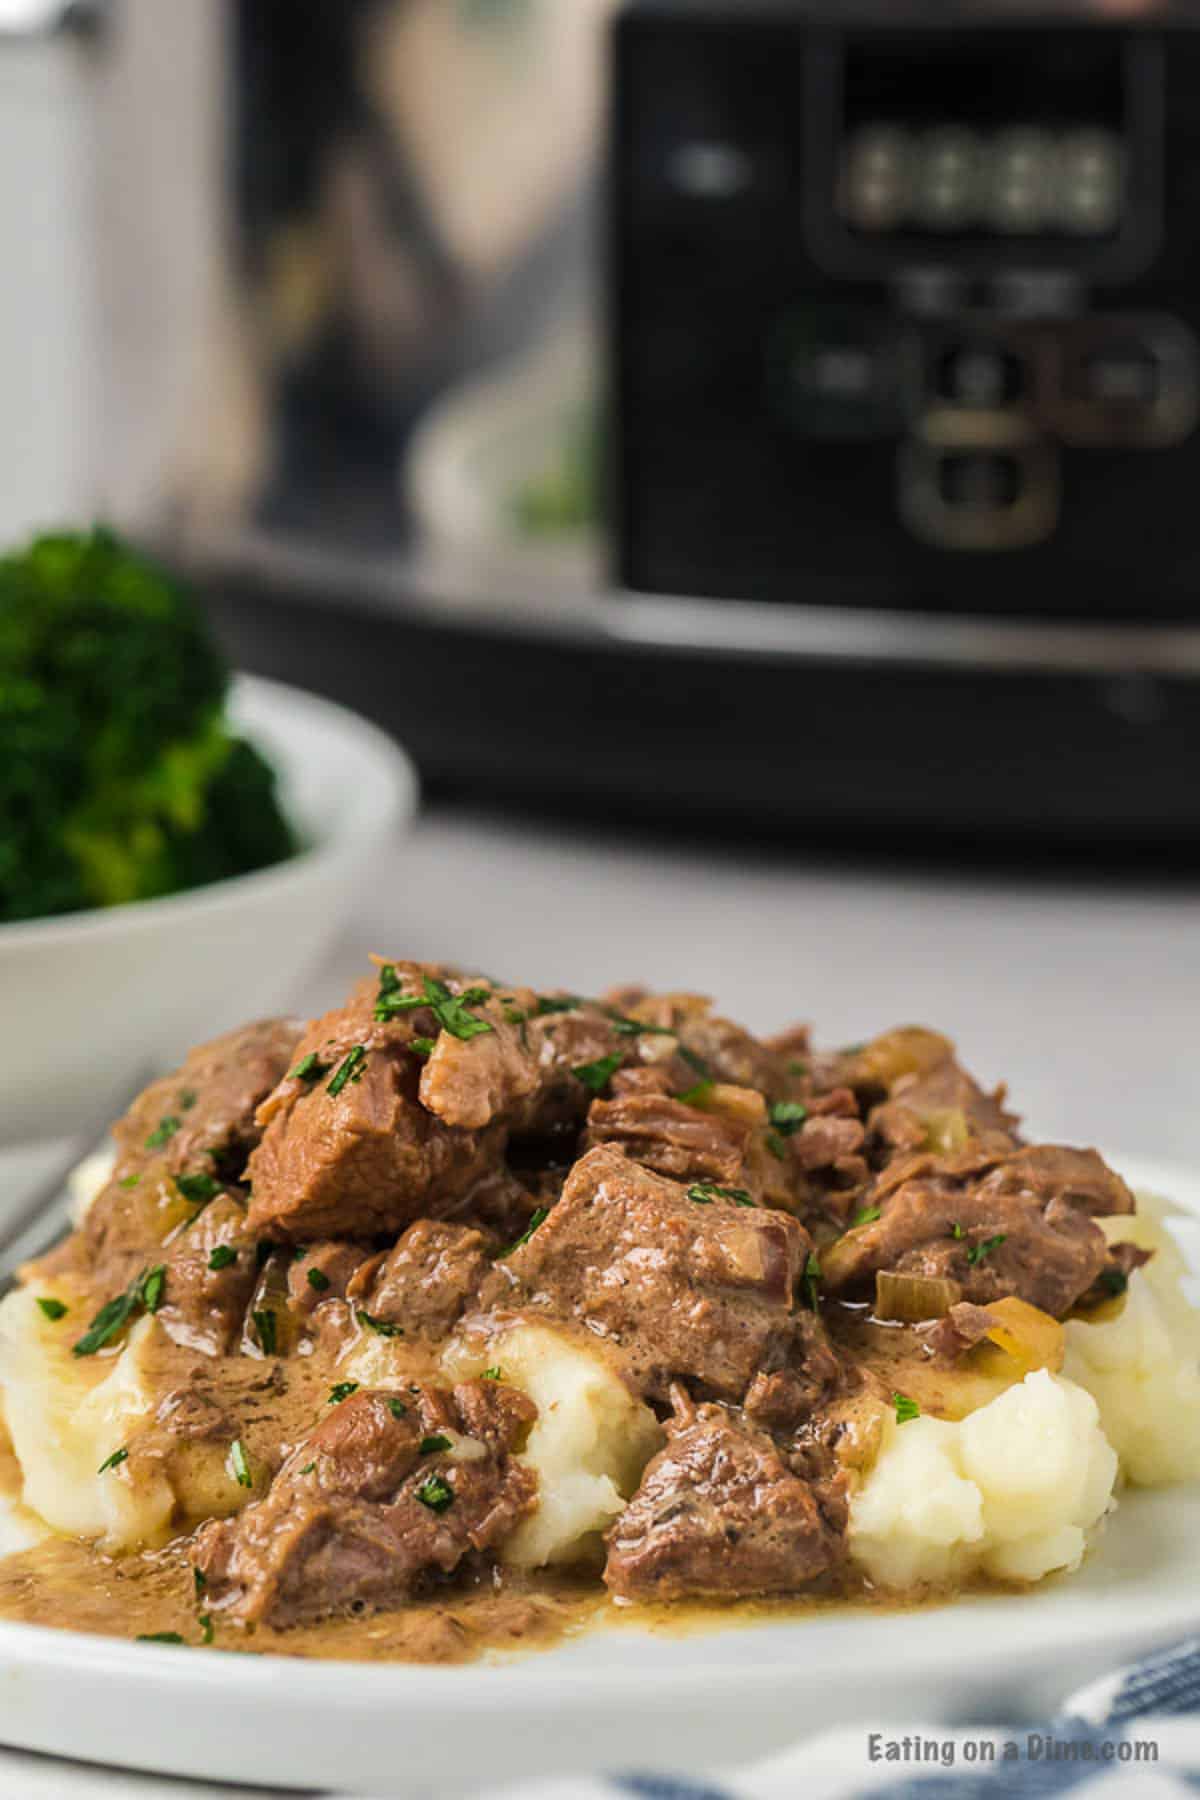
0,527,296,923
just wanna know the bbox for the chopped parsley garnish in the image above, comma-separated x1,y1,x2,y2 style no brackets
119,1174,141,1190
894,1392,921,1425
356,1310,403,1338
140,1265,166,1314
97,1447,128,1474
1100,1267,1129,1297
501,1004,527,1026
327,1046,367,1097
535,995,581,1016
176,1172,221,1206
386,1398,408,1419
299,1462,316,1476
193,1567,206,1595
851,1205,881,1229
252,1309,278,1356
144,1115,181,1150
420,1434,452,1456
328,1381,359,1405
606,1010,673,1038
768,1100,809,1137
229,1440,253,1489
35,1296,67,1321
73,1263,164,1357
966,1234,1007,1267
208,1245,237,1272
765,1131,789,1160
411,1037,436,1059
136,1632,185,1645
372,962,423,1021
677,1080,714,1106
951,1221,965,1240
289,1052,328,1084
199,1613,214,1645
179,1090,197,1111
786,1059,808,1077
415,1474,454,1514
802,1252,823,1312
307,1267,331,1292
687,1183,755,1207
424,977,493,1042
679,1047,710,1077
505,1207,549,1255
571,1052,622,1094
482,1366,502,1382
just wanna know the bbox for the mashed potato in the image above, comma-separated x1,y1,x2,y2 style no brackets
0,1292,175,1549
444,1322,663,1567
1064,1192,1200,1487
0,1288,248,1551
849,1370,1118,1589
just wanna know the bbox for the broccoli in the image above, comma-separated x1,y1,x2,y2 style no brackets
0,527,296,922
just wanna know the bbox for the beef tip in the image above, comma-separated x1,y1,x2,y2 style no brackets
922,1302,1000,1365
869,1057,1022,1160
115,1018,304,1184
287,1243,372,1324
1075,1240,1154,1310
743,1312,845,1434
192,1381,536,1626
581,1090,755,1188
347,1221,494,1340
822,1155,1110,1317
482,1145,813,1404
604,1397,844,1602
46,1020,301,1296
615,992,786,1095
157,1195,258,1355
981,1144,1134,1217
247,983,504,1241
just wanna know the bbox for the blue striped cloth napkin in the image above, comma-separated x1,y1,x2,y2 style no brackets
474,1634,1200,1800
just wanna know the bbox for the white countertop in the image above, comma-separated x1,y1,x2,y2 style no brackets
303,805,1199,1169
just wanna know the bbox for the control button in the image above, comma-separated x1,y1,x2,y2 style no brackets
938,450,1022,510
1055,315,1199,447
935,341,1026,409
898,435,1059,551
768,309,907,439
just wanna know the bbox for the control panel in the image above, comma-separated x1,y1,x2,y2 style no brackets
612,8,1200,621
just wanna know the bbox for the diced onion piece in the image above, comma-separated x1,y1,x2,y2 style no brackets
975,1297,1064,1376
875,1269,962,1322
849,1028,952,1091
922,1107,970,1155
703,1084,767,1126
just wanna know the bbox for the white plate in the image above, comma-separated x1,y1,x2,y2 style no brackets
0,1150,1196,1796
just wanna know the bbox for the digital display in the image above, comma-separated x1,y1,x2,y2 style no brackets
840,123,1122,238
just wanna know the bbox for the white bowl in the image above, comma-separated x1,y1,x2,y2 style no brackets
0,675,418,1144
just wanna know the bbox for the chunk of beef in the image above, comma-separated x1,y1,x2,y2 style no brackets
40,1020,301,1298
980,1144,1134,1217
287,1243,372,1324
869,1058,1022,1160
581,1090,755,1187
742,1312,846,1434
247,991,504,1240
192,1381,537,1626
115,1018,304,1183
157,1194,258,1355
347,1221,494,1340
604,1397,844,1602
823,1149,1113,1316
482,1146,813,1404
612,991,786,1095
